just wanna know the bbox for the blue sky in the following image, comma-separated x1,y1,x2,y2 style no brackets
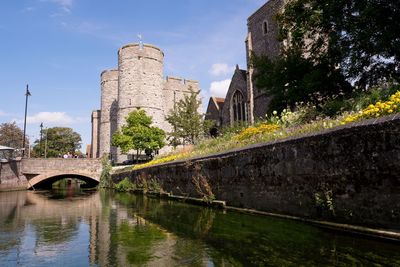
0,0,265,151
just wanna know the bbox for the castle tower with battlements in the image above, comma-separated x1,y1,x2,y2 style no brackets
92,43,200,163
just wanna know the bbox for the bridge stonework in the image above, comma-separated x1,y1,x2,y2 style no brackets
21,158,102,189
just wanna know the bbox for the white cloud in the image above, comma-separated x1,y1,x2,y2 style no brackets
21,7,36,13
209,63,234,77
14,112,85,125
0,110,7,116
209,79,231,98
40,0,73,13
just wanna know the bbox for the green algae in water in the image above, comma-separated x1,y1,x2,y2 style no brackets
0,190,399,267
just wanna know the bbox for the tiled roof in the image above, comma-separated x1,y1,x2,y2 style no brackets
214,97,225,103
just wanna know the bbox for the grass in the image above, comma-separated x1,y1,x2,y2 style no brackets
131,90,400,170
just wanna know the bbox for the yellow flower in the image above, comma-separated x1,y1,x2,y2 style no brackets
342,90,400,124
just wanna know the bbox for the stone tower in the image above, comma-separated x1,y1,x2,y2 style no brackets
90,110,101,158
246,0,286,122
99,69,118,159
117,44,165,128
116,44,165,163
94,43,201,163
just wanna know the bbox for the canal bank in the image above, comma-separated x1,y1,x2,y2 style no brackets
112,114,400,235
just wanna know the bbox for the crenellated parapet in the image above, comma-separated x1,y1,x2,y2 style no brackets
162,76,200,133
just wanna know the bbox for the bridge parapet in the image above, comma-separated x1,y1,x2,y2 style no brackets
21,158,102,189
22,158,102,174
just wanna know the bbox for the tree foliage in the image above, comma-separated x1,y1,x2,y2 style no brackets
112,109,165,156
31,127,81,158
252,0,400,113
0,122,29,150
251,49,350,112
278,0,400,87
165,89,207,145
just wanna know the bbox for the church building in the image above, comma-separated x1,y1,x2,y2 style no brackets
206,0,286,127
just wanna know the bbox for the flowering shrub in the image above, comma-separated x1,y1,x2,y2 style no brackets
132,152,189,170
130,90,400,171
235,123,280,141
267,103,317,127
342,91,400,124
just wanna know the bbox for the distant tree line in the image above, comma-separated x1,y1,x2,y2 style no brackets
0,123,82,157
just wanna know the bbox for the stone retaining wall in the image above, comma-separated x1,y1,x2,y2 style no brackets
0,160,27,191
112,114,400,229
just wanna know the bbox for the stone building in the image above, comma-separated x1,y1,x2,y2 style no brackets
204,97,225,127
90,110,100,159
206,0,286,126
91,43,200,163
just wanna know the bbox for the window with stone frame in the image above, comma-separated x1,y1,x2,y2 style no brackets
231,90,246,122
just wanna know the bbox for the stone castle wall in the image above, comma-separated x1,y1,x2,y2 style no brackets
100,70,118,158
91,110,101,159
116,44,165,162
117,44,165,130
163,77,200,133
98,43,200,162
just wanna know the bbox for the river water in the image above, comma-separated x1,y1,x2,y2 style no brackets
0,189,399,267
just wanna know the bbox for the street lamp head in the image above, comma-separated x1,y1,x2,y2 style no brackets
25,84,31,96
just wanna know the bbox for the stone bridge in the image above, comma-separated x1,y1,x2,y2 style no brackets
21,158,102,189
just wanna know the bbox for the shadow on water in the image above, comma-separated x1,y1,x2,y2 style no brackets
0,189,399,267
114,193,400,267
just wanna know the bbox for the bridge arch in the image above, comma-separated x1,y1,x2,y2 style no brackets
28,171,100,189
21,158,102,189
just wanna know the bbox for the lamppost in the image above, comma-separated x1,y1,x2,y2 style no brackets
44,127,48,159
40,122,43,157
22,85,31,157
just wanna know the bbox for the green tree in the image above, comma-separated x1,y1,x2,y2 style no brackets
112,110,165,161
0,122,29,151
165,89,206,145
251,49,350,112
277,0,400,89
31,127,81,158
253,0,400,113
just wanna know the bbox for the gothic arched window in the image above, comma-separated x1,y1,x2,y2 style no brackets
231,90,246,122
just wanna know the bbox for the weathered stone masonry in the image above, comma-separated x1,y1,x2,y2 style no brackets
112,114,400,229
93,43,200,163
0,160,27,191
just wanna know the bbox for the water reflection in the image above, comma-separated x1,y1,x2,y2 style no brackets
0,190,399,266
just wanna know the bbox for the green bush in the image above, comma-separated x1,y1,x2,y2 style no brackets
99,155,113,188
320,98,351,117
319,85,400,117
115,177,135,192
